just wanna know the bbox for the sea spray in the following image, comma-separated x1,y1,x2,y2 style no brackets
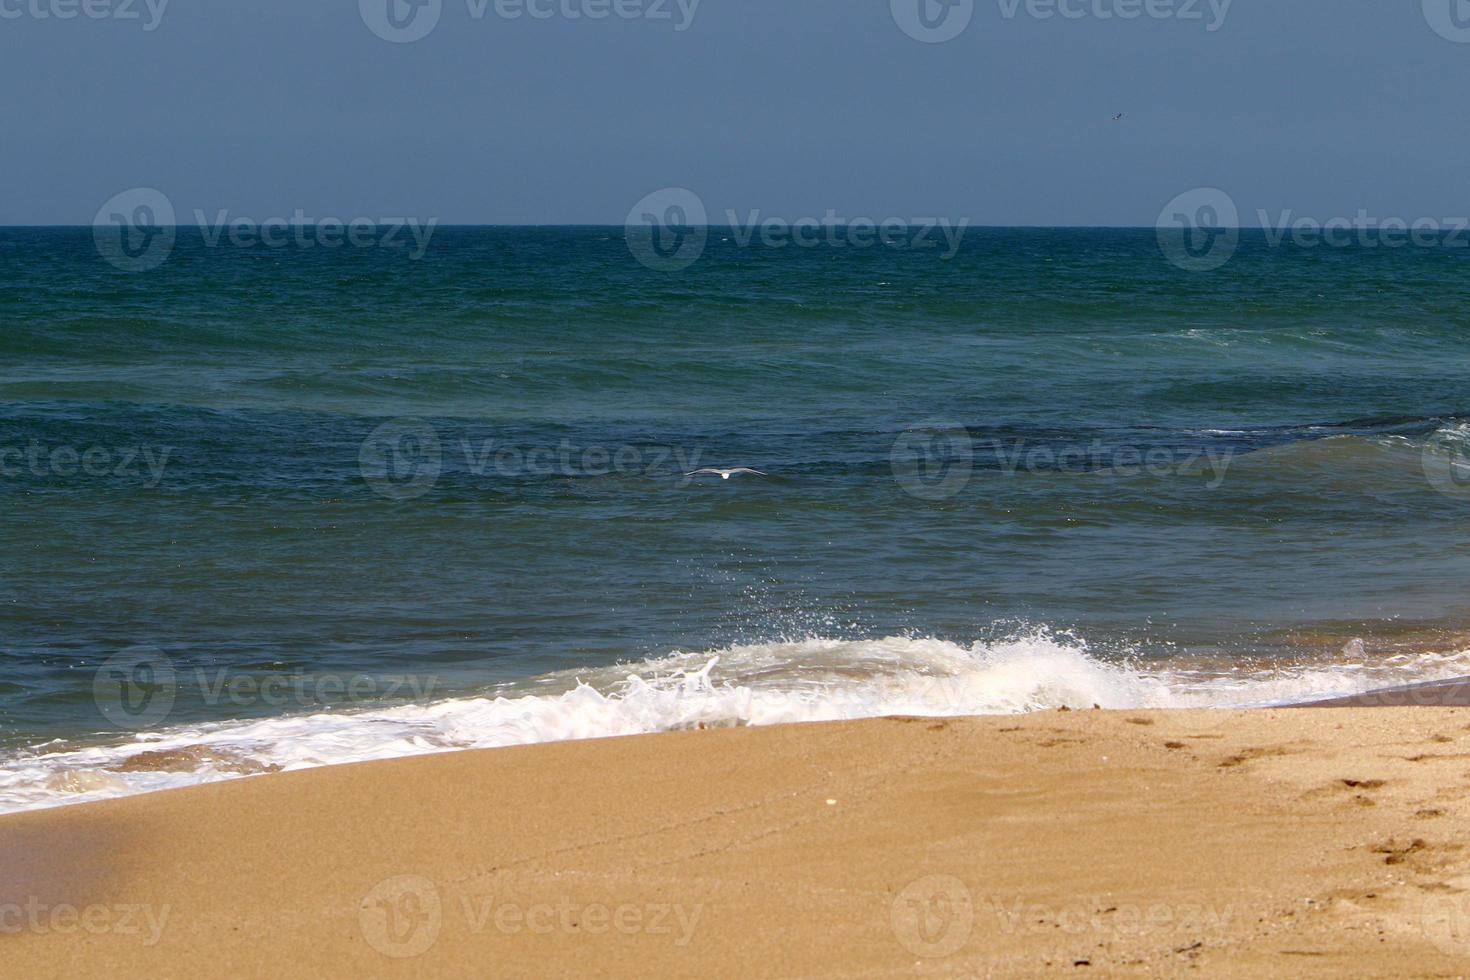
7,633,1470,815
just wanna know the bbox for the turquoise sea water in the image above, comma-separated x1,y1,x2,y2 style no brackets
5,225,1470,809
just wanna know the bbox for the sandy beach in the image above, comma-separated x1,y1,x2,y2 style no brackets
3,707,1470,977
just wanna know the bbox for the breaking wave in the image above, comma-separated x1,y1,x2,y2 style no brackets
5,631,1470,814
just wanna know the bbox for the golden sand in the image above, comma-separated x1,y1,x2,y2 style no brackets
5,708,1470,977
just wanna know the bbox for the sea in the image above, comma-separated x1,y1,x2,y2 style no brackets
5,224,1470,812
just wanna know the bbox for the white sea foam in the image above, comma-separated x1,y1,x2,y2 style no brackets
4,632,1470,814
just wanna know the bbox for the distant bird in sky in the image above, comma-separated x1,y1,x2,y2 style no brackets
685,467,768,480
1112,113,1124,121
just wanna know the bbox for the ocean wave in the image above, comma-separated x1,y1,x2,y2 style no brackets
4,632,1470,815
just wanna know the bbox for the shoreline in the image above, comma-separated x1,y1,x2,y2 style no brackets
5,706,1470,976
15,635,1470,815
1294,675,1470,707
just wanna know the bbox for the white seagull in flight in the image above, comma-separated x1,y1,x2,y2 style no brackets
685,467,768,480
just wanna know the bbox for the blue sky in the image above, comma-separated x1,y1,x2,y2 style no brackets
2,0,1467,225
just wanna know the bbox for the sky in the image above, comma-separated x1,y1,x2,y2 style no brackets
1,0,1467,226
